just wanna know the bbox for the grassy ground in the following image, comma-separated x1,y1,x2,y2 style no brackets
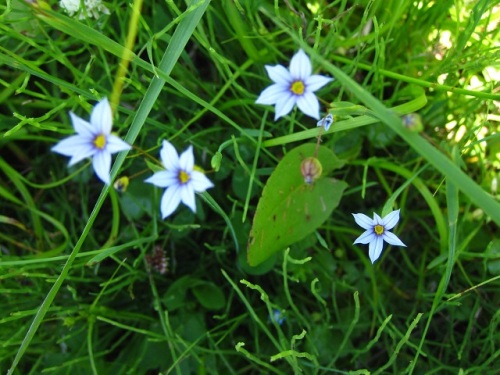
1,0,500,373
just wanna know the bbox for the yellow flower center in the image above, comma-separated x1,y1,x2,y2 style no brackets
178,170,190,184
290,80,305,95
374,225,385,235
93,134,107,149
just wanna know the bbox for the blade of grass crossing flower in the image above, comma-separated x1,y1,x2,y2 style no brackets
309,49,500,226
7,2,210,373
262,90,427,147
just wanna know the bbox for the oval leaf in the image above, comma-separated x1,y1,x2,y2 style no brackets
247,144,347,266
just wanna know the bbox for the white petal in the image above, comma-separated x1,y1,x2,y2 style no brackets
383,231,406,247
91,98,112,134
181,182,196,213
145,170,177,188
265,64,292,85
305,74,333,92
289,49,312,80
255,84,289,105
274,93,296,120
382,209,400,230
190,171,214,192
296,92,320,119
160,140,179,170
353,230,376,245
369,236,384,263
160,185,182,218
352,213,374,230
52,135,96,165
105,134,131,154
92,151,111,184
179,145,194,171
70,112,94,137
373,212,383,225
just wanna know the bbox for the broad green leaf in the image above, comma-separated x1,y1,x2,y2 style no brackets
192,282,226,311
247,144,347,266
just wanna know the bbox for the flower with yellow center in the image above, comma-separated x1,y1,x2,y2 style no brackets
145,140,214,219
352,209,406,264
52,98,131,184
255,49,333,120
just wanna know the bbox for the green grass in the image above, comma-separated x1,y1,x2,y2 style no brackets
1,0,500,374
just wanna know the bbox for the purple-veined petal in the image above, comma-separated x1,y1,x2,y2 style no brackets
180,182,196,213
179,145,194,171
352,213,374,230
70,112,95,137
368,236,384,263
305,74,333,92
92,150,111,184
190,171,214,192
296,92,320,119
91,98,112,134
265,64,292,85
353,230,376,245
106,135,131,154
145,170,178,188
274,93,296,120
160,184,182,218
160,140,179,171
255,84,289,105
289,49,312,80
382,231,406,247
382,209,400,230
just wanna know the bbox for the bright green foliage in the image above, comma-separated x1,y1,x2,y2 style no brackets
248,144,347,266
2,0,500,373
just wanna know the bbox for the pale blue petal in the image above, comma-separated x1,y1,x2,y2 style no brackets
382,209,400,230
369,236,384,263
255,84,289,105
305,74,333,92
383,231,406,247
160,185,182,219
296,92,320,119
106,135,131,154
353,230,376,245
179,145,194,171
181,182,196,212
91,98,112,134
190,171,214,192
289,49,311,80
352,213,374,230
265,64,292,85
145,170,177,188
52,135,96,166
92,151,111,184
317,114,334,131
274,93,296,120
70,112,94,137
160,140,179,170
373,212,383,225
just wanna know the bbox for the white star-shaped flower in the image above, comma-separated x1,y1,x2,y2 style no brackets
59,0,110,19
352,209,406,263
145,140,214,219
255,49,333,120
52,98,131,185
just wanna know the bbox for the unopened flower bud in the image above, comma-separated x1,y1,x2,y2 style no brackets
301,157,323,185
